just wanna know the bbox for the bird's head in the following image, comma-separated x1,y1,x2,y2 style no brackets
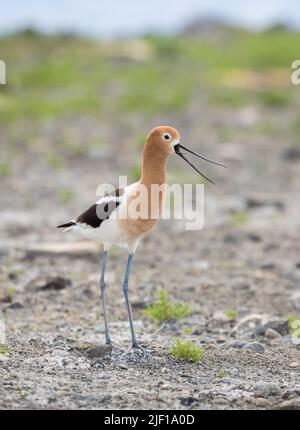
145,126,227,184
146,126,180,155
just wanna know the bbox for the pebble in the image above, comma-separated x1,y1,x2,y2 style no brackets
282,147,300,161
160,384,171,390
275,398,300,410
243,342,265,353
227,340,247,349
232,314,289,339
265,328,281,339
86,344,112,359
211,311,233,324
254,383,280,398
263,319,289,336
179,397,198,406
118,363,128,370
29,276,72,291
254,397,272,408
231,315,264,339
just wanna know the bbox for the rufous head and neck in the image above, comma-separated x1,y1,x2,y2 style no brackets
140,126,180,186
140,125,226,187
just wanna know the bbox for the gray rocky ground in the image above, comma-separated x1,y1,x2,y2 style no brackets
1,97,300,409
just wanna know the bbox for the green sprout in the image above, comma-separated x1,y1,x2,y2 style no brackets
230,212,248,226
144,288,189,323
0,344,9,354
225,308,238,319
183,326,193,336
170,338,204,363
287,315,300,339
216,368,226,378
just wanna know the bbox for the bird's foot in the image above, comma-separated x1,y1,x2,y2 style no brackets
126,343,152,362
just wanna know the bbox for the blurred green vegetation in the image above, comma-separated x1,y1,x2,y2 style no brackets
0,23,300,179
0,26,298,129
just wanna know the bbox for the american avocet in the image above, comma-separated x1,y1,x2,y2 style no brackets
57,126,225,349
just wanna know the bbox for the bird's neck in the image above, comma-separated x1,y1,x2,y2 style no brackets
140,144,168,187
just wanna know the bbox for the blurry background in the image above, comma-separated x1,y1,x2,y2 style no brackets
1,0,300,409
1,0,300,229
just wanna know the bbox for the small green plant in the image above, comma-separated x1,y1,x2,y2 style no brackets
225,308,238,319
16,384,28,400
170,338,204,363
6,287,14,299
287,315,300,338
230,212,248,226
216,368,226,378
144,289,189,323
183,326,193,335
0,344,9,354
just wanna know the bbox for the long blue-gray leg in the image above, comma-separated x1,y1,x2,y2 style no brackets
99,250,111,345
122,253,139,348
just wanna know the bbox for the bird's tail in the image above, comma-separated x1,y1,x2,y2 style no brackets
57,221,76,232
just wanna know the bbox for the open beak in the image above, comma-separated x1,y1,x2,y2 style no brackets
174,143,227,185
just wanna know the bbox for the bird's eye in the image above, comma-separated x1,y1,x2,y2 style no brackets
163,133,171,140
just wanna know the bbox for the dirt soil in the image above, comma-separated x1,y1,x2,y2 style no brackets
1,101,300,410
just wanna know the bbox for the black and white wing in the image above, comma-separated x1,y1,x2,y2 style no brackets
57,188,124,231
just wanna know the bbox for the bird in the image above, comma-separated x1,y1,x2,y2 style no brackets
57,126,226,350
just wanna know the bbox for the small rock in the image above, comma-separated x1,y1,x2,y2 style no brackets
282,389,299,400
247,233,262,242
82,288,94,299
246,197,284,210
243,342,265,353
118,363,128,370
231,315,264,339
6,302,23,309
30,276,72,291
192,327,205,335
0,295,12,303
160,384,171,390
232,314,289,339
211,311,233,325
282,147,300,161
86,344,112,359
254,383,281,398
0,355,9,363
276,398,300,410
254,397,272,408
131,300,149,309
227,340,247,349
265,328,281,339
180,396,198,406
260,263,276,271
223,232,245,244
263,319,289,336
